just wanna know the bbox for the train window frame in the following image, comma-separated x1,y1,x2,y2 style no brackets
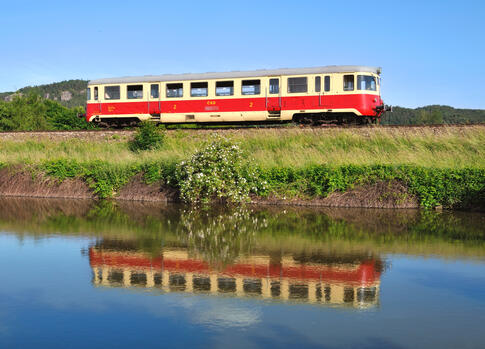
87,87,91,101
343,75,354,91
324,76,331,92
190,82,208,97
166,83,183,98
94,87,98,101
357,75,377,91
215,80,234,96
104,85,120,100
241,79,261,95
269,78,279,94
127,85,144,99
315,76,321,93
150,84,159,99
288,77,308,93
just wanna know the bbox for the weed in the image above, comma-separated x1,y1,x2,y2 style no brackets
129,122,165,152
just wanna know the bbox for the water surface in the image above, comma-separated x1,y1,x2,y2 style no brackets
1,198,484,348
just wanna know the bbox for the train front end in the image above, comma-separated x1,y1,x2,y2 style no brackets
357,69,392,122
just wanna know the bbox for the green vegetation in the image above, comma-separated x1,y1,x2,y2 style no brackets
2,127,483,168
129,122,165,152
1,127,484,208
2,79,88,108
381,105,485,125
0,93,92,131
40,159,140,198
175,136,259,204
257,165,484,208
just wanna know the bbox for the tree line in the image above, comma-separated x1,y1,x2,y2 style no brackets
381,105,485,125
0,93,92,131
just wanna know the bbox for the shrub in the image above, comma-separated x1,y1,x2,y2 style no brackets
129,122,165,152
175,136,258,204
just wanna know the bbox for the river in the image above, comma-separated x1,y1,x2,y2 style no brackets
0,198,484,348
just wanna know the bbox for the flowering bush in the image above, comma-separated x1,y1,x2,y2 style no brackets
175,136,261,204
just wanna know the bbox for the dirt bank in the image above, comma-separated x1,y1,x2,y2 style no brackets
0,167,419,208
251,180,419,208
0,167,93,199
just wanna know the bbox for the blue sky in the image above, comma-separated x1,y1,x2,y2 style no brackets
1,0,484,108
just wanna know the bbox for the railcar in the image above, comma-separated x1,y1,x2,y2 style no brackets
85,65,391,126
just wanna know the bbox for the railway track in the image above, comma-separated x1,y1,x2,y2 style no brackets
0,123,483,139
2,122,484,132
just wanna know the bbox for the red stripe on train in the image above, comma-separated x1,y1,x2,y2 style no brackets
86,94,382,120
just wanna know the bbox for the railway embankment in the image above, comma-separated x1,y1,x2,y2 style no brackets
0,125,484,210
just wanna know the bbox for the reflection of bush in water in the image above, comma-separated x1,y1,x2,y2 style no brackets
177,207,267,267
2,197,485,259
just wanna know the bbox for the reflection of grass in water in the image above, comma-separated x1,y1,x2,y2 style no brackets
0,198,484,259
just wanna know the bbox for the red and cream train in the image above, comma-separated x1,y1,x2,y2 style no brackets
85,65,391,126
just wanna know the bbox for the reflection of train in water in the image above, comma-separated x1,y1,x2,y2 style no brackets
89,241,383,309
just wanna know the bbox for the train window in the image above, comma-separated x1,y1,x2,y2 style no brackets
357,75,377,91
150,84,159,98
288,77,307,93
166,83,183,98
344,287,355,303
127,85,143,99
269,78,279,94
191,82,208,97
216,81,234,96
343,75,354,91
324,76,330,92
104,86,120,100
315,76,321,93
242,80,260,95
87,88,91,101
94,87,98,101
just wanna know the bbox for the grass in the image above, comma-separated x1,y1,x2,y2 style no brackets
1,126,484,208
0,125,484,169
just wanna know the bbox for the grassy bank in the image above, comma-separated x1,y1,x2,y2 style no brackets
0,126,484,209
1,126,484,168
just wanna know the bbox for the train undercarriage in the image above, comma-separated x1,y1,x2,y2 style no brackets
91,112,381,128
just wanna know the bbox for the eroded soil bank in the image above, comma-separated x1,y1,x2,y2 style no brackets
0,167,420,208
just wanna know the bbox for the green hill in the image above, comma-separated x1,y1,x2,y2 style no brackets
382,105,485,125
2,79,88,108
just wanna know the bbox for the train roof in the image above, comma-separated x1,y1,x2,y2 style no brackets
89,65,381,85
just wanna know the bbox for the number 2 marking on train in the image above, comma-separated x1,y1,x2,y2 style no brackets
173,104,177,110
249,102,254,108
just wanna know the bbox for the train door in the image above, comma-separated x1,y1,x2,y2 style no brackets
149,83,161,119
93,86,101,114
266,77,281,118
315,76,323,109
